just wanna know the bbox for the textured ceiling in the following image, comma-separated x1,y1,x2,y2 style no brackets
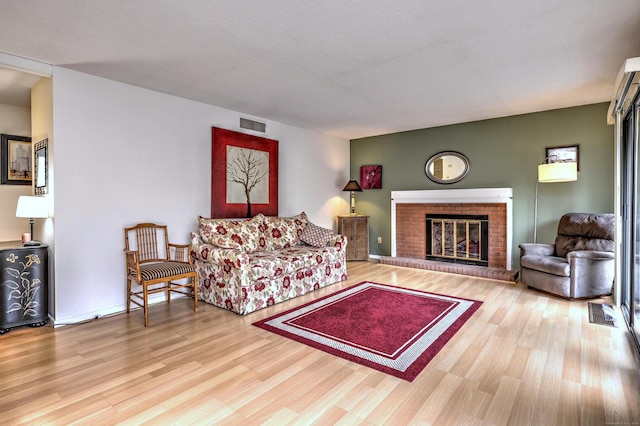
0,1,639,139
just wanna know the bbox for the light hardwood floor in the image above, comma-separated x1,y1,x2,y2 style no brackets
1,262,639,425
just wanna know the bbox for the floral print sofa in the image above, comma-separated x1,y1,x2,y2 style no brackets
190,212,347,314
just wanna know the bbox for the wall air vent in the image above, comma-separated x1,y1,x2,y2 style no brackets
240,117,266,133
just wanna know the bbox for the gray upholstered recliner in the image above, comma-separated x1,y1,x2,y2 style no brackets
519,212,614,299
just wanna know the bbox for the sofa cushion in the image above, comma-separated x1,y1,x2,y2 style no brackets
260,212,308,251
248,246,338,281
198,215,263,252
249,251,307,280
300,222,334,247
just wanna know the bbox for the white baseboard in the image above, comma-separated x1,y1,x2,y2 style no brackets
52,292,190,327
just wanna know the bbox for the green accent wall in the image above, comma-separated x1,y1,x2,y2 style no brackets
350,103,614,269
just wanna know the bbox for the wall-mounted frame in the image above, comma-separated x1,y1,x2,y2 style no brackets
1,134,32,185
545,144,580,171
424,151,470,184
211,127,278,218
34,139,48,195
360,165,382,189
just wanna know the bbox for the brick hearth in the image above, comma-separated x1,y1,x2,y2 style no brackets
379,256,519,282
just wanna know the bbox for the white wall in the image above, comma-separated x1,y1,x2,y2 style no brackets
31,77,55,316
51,67,351,323
0,103,32,241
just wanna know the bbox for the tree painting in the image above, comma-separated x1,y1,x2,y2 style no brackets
211,127,278,218
226,146,269,217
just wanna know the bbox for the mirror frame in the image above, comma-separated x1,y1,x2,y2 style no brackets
424,150,470,184
34,138,48,195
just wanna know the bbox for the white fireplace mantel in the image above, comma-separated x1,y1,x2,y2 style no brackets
391,188,513,269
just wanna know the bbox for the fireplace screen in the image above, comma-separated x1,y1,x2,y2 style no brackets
426,214,489,266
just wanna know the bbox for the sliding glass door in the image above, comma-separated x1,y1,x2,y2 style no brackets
621,92,640,353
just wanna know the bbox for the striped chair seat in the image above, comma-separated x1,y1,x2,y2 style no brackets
139,261,195,281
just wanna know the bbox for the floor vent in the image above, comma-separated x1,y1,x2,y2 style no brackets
588,302,617,327
240,118,266,133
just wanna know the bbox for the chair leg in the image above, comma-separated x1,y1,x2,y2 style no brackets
126,278,132,313
193,275,198,313
166,281,171,304
143,284,149,327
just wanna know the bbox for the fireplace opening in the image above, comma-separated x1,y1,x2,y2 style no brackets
426,214,489,266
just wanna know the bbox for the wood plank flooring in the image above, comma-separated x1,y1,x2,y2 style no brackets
1,262,639,425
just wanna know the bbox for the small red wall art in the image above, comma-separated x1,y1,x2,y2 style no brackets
360,165,382,189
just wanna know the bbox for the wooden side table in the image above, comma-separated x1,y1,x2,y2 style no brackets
338,215,369,261
0,243,49,334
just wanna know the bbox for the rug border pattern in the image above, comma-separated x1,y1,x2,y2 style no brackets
265,283,475,370
253,281,483,381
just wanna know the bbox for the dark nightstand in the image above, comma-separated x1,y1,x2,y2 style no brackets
0,243,49,334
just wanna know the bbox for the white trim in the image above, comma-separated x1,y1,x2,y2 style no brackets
52,292,187,326
607,56,640,125
391,188,513,269
0,52,53,77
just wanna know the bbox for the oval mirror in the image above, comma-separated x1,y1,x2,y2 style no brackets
424,151,470,184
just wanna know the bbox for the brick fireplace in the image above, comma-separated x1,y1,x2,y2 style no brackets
391,188,513,270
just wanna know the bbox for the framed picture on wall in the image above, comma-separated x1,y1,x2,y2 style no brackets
34,138,48,195
360,165,382,189
1,134,32,185
546,145,580,171
211,127,279,218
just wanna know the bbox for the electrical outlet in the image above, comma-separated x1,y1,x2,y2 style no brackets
377,237,382,244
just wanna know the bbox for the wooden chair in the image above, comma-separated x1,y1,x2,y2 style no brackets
124,223,198,326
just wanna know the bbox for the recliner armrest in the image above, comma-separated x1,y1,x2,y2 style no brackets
567,250,615,298
519,243,555,257
567,250,614,261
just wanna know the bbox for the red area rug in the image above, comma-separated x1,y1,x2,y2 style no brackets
253,281,482,382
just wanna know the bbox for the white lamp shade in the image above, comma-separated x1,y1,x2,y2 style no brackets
16,196,49,218
538,162,577,183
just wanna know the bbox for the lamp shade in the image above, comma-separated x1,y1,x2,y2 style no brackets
538,162,577,183
342,180,363,192
16,196,48,218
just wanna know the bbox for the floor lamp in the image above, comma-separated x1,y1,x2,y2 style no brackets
534,159,577,243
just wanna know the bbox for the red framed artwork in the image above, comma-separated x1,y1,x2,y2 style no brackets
360,165,382,189
211,127,278,218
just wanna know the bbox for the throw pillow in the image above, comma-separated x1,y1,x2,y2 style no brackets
198,215,262,252
262,212,309,250
300,222,334,248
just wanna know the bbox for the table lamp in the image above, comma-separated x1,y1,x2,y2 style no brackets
16,196,49,246
342,179,363,215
